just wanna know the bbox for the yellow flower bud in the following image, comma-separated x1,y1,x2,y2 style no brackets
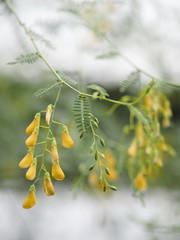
51,139,59,163
162,117,170,128
143,167,152,176
25,128,39,148
135,123,144,147
158,142,167,152
143,95,153,108
62,126,74,148
128,140,137,157
23,185,36,209
45,104,53,125
134,173,147,191
26,113,40,135
44,172,55,196
19,148,34,168
26,159,37,180
51,162,65,180
105,150,116,167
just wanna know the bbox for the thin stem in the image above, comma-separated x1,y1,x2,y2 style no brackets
52,120,64,126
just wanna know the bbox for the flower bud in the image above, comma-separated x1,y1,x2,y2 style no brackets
23,185,36,209
162,117,170,128
45,104,53,125
51,162,65,180
135,123,144,147
44,172,55,196
26,158,37,180
26,113,40,135
127,140,137,157
62,126,74,148
25,127,39,148
19,148,34,168
143,95,153,108
51,138,59,163
134,173,147,191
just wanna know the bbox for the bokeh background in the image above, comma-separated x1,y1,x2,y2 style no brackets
0,0,180,239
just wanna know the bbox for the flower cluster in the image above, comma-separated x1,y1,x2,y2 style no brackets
126,90,175,191
19,105,74,209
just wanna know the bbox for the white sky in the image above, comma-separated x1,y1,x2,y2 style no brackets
0,0,180,87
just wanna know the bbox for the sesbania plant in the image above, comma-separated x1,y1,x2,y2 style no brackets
4,0,180,209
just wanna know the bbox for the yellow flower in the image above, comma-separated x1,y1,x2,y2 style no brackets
127,140,137,157
158,142,167,152
23,185,36,209
143,167,152,176
134,173,147,191
135,122,145,147
51,138,59,163
88,171,98,187
62,126,74,148
104,150,116,167
19,148,34,168
26,158,37,180
51,162,65,180
45,104,53,125
163,117,170,128
44,172,55,196
154,156,163,167
107,168,118,181
25,127,39,148
143,95,153,108
26,113,40,135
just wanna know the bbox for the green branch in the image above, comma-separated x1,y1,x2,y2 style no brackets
4,0,160,108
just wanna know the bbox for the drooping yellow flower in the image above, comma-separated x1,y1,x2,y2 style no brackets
19,148,34,168
62,126,74,148
45,104,53,125
26,113,40,135
25,127,39,148
134,173,147,191
44,172,55,196
128,140,137,157
143,94,153,109
23,185,36,209
135,122,145,147
51,162,65,180
26,158,37,180
51,138,59,163
104,150,116,167
88,171,98,187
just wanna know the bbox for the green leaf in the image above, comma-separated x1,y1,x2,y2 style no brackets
87,84,109,99
120,71,140,93
73,96,91,137
96,51,120,59
7,53,38,65
33,82,60,98
129,105,150,130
